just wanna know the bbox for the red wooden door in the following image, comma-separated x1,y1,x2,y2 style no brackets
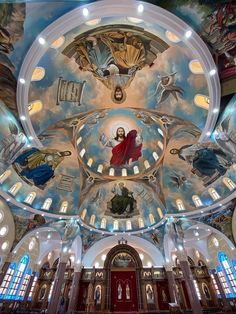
110,271,138,312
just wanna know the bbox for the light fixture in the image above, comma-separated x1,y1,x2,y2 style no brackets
185,30,192,38
38,37,46,45
209,69,216,76
23,207,26,210
201,210,204,214
6,198,10,202
20,115,26,121
28,136,33,140
83,8,89,17
137,4,144,13
27,144,31,148
147,261,152,267
63,247,68,253
139,253,144,260
206,131,211,136
19,78,25,84
194,230,199,237
213,108,219,113
94,262,99,268
101,254,106,261
178,245,183,251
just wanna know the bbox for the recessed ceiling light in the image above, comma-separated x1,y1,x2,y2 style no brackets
19,78,25,84
137,4,144,13
28,136,33,140
206,131,211,136
185,30,192,38
213,108,219,113
209,69,216,76
20,115,26,121
201,210,204,214
6,198,10,202
27,144,31,148
38,37,46,45
83,8,89,16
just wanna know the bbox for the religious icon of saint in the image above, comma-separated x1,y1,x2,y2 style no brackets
94,285,101,304
118,283,122,300
100,127,142,167
109,182,136,215
126,283,131,300
146,285,154,303
13,147,72,187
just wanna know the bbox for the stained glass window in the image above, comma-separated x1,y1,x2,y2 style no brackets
0,263,16,299
217,252,236,298
5,255,29,300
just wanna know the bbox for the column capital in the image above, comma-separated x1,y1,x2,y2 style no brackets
74,263,82,273
176,251,188,262
164,263,173,272
59,251,69,263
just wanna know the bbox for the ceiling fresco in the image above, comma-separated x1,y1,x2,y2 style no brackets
0,0,235,245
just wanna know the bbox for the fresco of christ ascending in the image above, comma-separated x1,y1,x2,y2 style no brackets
100,127,142,166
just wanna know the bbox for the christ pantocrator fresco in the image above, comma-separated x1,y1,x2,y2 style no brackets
63,25,169,103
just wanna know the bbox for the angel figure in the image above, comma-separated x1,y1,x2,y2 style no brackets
154,72,184,104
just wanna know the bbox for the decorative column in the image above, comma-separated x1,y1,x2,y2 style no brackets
177,251,203,314
67,263,82,314
211,268,231,311
164,263,179,304
0,253,14,285
47,252,68,314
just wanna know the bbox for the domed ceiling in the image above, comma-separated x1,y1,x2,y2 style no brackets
0,0,235,237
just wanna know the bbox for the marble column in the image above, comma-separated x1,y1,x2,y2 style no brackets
177,251,203,314
164,263,178,304
67,264,82,314
47,252,68,314
211,269,231,311
0,253,14,285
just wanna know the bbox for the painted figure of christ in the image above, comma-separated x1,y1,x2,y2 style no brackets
100,127,142,167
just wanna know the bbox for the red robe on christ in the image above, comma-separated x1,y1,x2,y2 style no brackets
110,129,142,166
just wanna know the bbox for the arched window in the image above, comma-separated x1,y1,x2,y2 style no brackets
192,195,203,207
0,263,16,299
157,207,163,219
89,214,96,226
100,218,106,229
81,208,87,220
126,220,132,230
138,218,144,228
176,199,185,211
18,268,32,300
223,177,236,191
42,198,52,210
0,170,11,184
113,220,119,230
208,188,220,201
8,182,22,196
149,213,155,225
218,251,236,297
5,255,29,300
60,201,68,213
24,192,36,205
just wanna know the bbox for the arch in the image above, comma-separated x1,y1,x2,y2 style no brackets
104,244,143,269
138,218,144,228
42,198,52,210
24,192,36,205
0,170,11,184
8,182,22,196
101,218,106,229
89,214,96,226
192,195,203,207
81,208,87,220
176,199,185,211
149,213,155,225
60,201,68,213
222,177,236,191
